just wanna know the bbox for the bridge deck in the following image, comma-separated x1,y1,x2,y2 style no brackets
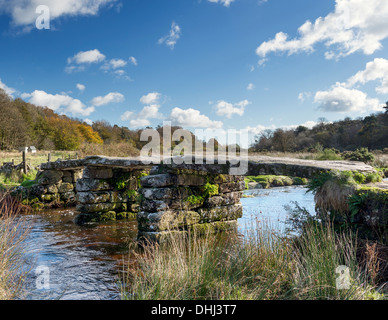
39,155,375,175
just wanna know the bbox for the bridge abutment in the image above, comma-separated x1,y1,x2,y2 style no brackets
137,165,244,241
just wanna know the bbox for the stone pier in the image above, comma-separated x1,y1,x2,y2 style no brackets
75,166,149,224
137,162,245,241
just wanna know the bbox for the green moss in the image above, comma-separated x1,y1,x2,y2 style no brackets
245,175,308,189
203,182,219,197
186,195,204,206
365,173,383,183
32,202,45,211
20,179,37,188
137,171,149,188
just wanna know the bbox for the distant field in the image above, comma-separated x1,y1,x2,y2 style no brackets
0,151,78,169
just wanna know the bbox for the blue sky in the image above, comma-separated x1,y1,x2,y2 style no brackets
1,0,388,144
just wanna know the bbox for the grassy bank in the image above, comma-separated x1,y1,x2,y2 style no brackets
0,193,30,299
121,220,385,300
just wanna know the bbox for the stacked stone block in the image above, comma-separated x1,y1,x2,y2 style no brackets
137,166,245,241
75,166,148,224
26,169,82,208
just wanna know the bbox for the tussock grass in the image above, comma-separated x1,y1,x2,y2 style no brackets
0,192,31,300
121,220,382,300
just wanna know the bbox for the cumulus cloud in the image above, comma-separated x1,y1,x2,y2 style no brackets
312,57,388,114
314,83,382,113
256,0,388,60
129,56,138,66
76,83,85,92
68,49,106,65
120,92,164,128
298,92,312,102
22,90,95,116
247,83,255,91
245,120,317,135
346,58,388,94
158,22,181,49
0,0,117,27
245,124,276,135
140,92,161,105
0,79,16,97
215,100,250,118
120,111,133,121
101,58,127,71
122,104,163,129
91,92,124,107
169,107,223,129
208,0,236,7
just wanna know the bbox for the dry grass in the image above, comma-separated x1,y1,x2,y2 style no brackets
314,180,357,215
121,220,382,300
0,192,31,300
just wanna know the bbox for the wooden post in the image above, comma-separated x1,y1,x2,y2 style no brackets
76,153,78,160
48,153,51,162
22,151,27,174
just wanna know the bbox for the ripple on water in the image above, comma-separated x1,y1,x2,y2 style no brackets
21,185,315,300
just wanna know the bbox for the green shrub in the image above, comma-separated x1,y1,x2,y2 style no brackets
343,148,375,164
353,172,366,184
365,173,383,184
316,148,343,161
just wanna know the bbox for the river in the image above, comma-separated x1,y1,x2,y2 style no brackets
21,185,316,300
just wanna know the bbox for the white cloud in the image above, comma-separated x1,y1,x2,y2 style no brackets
0,78,16,97
91,92,124,107
245,124,276,135
122,105,163,128
246,120,317,135
130,118,151,128
121,93,164,128
101,58,127,70
169,107,223,129
120,111,133,121
158,22,181,49
298,92,311,102
281,120,318,131
215,100,250,118
84,118,93,125
138,104,163,120
247,83,255,91
129,56,138,66
76,83,85,92
23,90,94,116
346,58,388,94
0,0,117,27
314,83,382,113
140,92,161,105
256,0,388,60
208,0,236,7
67,49,106,65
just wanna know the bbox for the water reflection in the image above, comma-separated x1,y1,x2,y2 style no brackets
22,210,137,300
238,186,316,233
21,185,316,300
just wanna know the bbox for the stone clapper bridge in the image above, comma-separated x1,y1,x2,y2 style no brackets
30,155,375,241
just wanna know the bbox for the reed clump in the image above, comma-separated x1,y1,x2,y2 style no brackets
121,219,383,300
0,192,30,300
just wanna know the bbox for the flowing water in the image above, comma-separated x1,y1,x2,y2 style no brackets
21,185,316,300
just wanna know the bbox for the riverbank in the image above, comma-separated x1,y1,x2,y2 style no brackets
121,219,386,300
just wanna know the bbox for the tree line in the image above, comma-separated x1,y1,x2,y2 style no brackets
250,111,388,153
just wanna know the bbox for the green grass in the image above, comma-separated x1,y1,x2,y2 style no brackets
120,221,383,300
0,169,38,188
